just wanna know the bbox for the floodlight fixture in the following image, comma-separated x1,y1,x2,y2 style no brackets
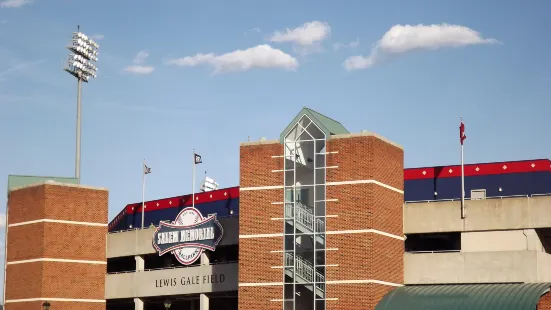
200,175,219,192
63,25,100,183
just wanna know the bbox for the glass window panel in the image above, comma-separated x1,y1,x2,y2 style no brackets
285,201,294,218
315,153,326,169
285,141,296,156
317,143,326,154
308,123,325,140
296,284,315,308
315,234,326,248
285,188,295,203
316,299,326,309
285,221,294,234
298,127,314,141
284,253,294,267
315,201,326,217
285,235,294,251
314,216,325,234
284,284,294,301
296,167,314,187
284,267,295,283
285,170,294,187
298,116,312,130
294,201,314,234
295,235,315,252
295,140,315,161
315,185,326,201
315,250,326,266
315,138,326,152
296,187,313,206
283,301,294,310
315,169,325,185
315,266,326,279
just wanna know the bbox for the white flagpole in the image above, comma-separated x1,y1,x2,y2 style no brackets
192,150,196,209
141,159,146,229
460,117,465,219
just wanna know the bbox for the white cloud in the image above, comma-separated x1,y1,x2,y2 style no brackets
133,50,149,64
0,213,5,228
269,21,330,46
165,44,299,74
0,0,31,8
123,65,154,75
91,34,104,41
344,23,499,71
334,38,360,51
123,51,154,75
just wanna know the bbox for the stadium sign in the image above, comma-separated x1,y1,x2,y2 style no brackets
152,207,224,265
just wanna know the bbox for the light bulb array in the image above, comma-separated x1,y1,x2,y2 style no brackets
65,30,100,81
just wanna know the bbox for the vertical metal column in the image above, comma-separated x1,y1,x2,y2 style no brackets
75,75,82,183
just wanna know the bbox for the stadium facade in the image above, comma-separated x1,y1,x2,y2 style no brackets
4,107,551,310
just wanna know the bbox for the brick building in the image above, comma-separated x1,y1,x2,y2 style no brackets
238,108,404,309
4,181,108,310
4,107,551,310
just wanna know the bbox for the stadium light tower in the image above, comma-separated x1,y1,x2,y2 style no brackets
64,25,99,183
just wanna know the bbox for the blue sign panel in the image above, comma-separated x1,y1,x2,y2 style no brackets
152,207,224,265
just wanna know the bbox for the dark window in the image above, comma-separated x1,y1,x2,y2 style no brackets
209,245,238,263
405,232,461,253
107,256,136,273
143,252,201,270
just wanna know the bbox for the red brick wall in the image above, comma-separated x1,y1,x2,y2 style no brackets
240,141,283,188
5,301,105,310
239,141,285,310
239,237,283,284
326,134,404,309
239,286,283,310
326,233,403,284
327,135,404,190
326,184,403,236
239,189,283,235
5,184,108,310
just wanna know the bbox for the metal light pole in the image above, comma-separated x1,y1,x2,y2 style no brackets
64,25,99,183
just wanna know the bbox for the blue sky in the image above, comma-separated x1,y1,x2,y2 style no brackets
0,0,550,299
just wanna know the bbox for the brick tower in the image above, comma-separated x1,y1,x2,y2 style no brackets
238,108,404,310
4,181,108,310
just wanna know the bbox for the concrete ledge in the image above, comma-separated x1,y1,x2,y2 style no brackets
9,180,108,193
404,195,551,233
240,139,280,146
405,250,551,284
330,131,404,150
106,263,238,299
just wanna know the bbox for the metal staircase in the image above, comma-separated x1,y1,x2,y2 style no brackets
285,253,325,298
285,202,325,245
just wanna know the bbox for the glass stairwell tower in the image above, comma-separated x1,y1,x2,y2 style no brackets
283,114,329,310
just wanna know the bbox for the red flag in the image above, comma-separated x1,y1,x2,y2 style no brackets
459,121,466,145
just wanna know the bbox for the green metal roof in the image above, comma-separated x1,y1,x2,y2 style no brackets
375,283,551,310
280,107,349,143
7,175,78,196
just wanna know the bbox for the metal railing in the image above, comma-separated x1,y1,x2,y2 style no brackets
406,250,461,254
107,214,239,234
405,193,551,204
285,202,325,234
106,260,237,275
285,253,325,293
